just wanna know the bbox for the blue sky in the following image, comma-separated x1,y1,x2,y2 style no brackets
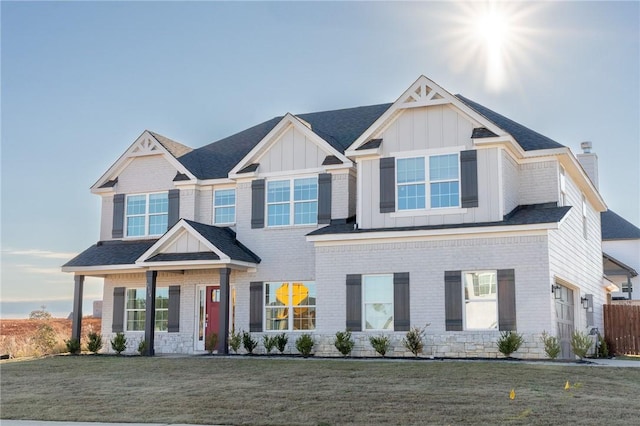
1,1,638,318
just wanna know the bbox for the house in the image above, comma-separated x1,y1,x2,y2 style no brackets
63,75,610,358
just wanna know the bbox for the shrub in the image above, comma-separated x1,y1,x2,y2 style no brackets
205,332,218,354
571,331,593,360
497,331,524,357
29,306,52,320
275,333,288,354
65,338,81,354
334,330,355,357
369,335,391,357
540,331,561,359
137,340,148,355
597,334,609,358
295,334,314,357
402,324,429,357
86,332,103,354
111,332,127,355
242,331,258,354
229,331,242,354
33,323,57,355
263,335,277,354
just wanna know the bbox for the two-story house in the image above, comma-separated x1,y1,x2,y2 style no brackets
63,76,608,358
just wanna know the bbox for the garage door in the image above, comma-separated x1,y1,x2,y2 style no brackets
555,284,575,359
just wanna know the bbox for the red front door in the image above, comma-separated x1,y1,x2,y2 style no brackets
206,286,220,343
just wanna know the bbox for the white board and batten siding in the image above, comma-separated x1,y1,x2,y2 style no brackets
258,126,331,174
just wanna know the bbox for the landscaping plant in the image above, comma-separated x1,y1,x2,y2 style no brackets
497,331,524,357
242,331,258,354
229,331,242,354
540,331,561,359
137,340,148,355
334,330,355,357
263,335,277,354
274,333,288,354
65,338,81,354
402,324,429,357
369,335,391,357
295,334,314,357
597,334,609,358
571,331,593,360
205,332,218,354
33,322,57,355
86,332,103,354
110,332,127,355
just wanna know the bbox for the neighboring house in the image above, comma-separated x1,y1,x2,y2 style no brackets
63,76,609,359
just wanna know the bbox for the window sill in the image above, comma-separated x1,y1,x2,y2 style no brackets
390,208,467,218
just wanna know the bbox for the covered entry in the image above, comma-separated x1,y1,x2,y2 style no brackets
554,284,575,359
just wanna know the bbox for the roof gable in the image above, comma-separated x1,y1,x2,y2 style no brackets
92,130,196,191
602,210,640,240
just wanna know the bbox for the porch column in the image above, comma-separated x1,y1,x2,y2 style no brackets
144,270,157,356
218,268,231,354
71,275,84,342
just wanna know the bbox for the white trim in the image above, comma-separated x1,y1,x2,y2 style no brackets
497,148,505,217
390,208,468,218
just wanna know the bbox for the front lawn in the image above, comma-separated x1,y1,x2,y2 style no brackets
1,356,639,425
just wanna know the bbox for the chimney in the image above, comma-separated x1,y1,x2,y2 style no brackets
576,141,599,189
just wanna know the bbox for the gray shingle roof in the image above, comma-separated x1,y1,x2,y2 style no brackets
184,220,261,264
308,204,571,236
63,240,158,267
601,210,640,240
456,95,565,151
146,252,221,262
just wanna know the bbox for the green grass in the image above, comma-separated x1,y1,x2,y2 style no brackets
2,356,639,425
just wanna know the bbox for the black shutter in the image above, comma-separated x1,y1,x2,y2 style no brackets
445,271,463,331
585,294,594,327
460,150,478,208
249,282,263,332
393,272,410,331
168,189,180,228
112,287,125,333
318,173,332,224
346,274,362,331
112,194,125,238
251,179,265,229
168,285,180,333
497,269,517,331
379,157,396,213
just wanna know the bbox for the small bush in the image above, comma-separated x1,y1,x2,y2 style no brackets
571,331,593,360
597,334,609,358
86,332,103,354
65,338,81,354
263,335,277,354
497,331,524,357
402,324,429,357
33,323,57,355
275,333,288,354
242,331,258,354
295,334,314,357
29,306,52,320
334,330,355,357
137,340,148,355
111,333,127,355
540,331,561,359
229,331,242,354
369,335,391,357
205,332,218,354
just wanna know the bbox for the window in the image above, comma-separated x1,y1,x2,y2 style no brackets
463,271,497,330
264,281,316,331
582,195,588,239
125,287,169,331
214,189,236,224
559,167,567,207
363,275,394,330
126,193,168,237
267,178,318,226
397,154,459,211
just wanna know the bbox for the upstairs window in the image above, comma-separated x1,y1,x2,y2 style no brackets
397,154,460,211
267,178,318,226
126,193,168,237
559,167,567,207
214,189,236,225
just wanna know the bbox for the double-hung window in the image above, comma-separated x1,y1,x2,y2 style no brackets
214,189,236,225
397,153,460,211
125,287,169,331
264,281,316,331
559,167,567,207
126,193,168,237
267,178,318,226
463,271,497,330
363,275,394,330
